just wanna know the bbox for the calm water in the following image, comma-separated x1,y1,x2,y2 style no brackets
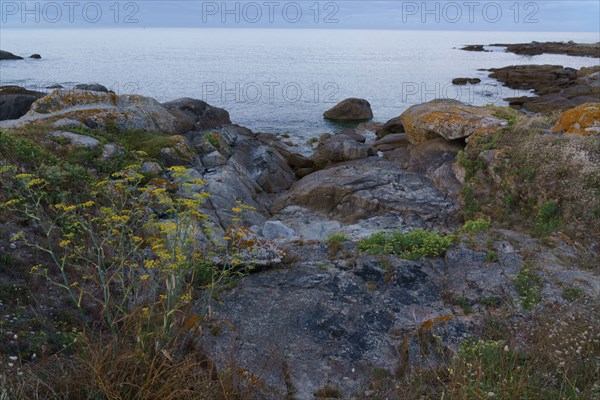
1,29,598,138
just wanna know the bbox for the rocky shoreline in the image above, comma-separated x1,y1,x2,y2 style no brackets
1,42,599,399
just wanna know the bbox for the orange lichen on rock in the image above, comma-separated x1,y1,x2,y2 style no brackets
400,99,508,144
552,103,600,136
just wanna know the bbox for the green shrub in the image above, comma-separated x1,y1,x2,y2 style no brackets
562,286,584,302
458,218,492,234
535,200,561,235
358,230,455,260
326,232,350,243
514,267,543,310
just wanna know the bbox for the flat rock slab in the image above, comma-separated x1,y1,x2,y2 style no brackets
49,131,100,148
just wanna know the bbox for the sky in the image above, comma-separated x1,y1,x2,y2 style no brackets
1,1,599,32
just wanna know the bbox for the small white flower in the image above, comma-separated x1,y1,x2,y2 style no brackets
487,392,496,398
503,345,509,352
8,363,14,367
8,356,17,361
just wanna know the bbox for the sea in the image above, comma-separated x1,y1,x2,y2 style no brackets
1,28,598,139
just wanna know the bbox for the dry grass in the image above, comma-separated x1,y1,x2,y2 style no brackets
370,304,600,399
1,331,264,400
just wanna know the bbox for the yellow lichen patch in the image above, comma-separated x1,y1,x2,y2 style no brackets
552,103,600,136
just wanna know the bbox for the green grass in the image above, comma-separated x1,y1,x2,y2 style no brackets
326,232,350,243
458,218,492,234
535,200,561,235
358,230,455,260
513,267,543,310
562,286,584,302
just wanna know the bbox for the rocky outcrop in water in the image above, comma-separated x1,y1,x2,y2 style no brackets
492,41,600,58
0,50,24,60
452,78,481,85
323,98,374,121
462,41,600,58
489,65,600,113
74,83,109,93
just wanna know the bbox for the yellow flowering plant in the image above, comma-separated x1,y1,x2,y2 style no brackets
0,163,259,347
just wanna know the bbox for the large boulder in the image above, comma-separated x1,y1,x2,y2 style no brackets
162,98,231,132
0,90,182,134
323,98,373,121
273,158,457,226
552,103,600,135
0,86,45,121
0,50,23,60
399,99,508,144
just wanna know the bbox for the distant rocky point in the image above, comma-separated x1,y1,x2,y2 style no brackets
462,41,600,58
0,50,42,60
0,50,24,60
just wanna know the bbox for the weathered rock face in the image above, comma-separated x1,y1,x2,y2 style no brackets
0,86,45,121
372,133,410,152
0,50,23,60
311,136,374,169
323,98,374,121
183,125,297,231
256,133,315,172
200,231,599,399
375,116,405,139
273,158,458,227
162,97,231,132
0,90,183,134
233,140,296,194
552,103,600,135
399,99,507,144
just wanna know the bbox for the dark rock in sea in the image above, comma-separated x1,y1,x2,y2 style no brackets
489,64,600,113
460,45,487,52
162,97,231,132
489,65,577,92
0,86,45,121
491,41,600,58
46,84,64,89
29,54,41,59
323,98,373,121
452,78,481,85
0,50,23,60
74,83,109,93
